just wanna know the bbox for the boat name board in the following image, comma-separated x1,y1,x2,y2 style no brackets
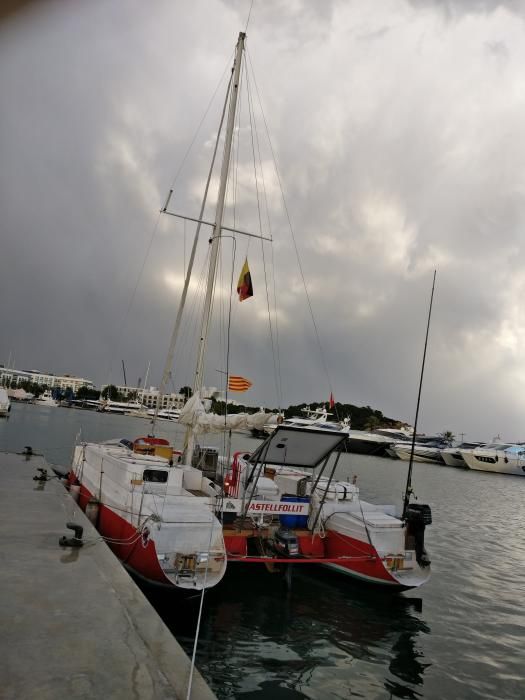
221,499,309,515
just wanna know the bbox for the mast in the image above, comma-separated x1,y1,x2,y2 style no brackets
402,270,437,519
141,360,150,406
185,31,246,461
194,32,245,394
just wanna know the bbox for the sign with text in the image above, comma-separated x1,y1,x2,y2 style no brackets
221,499,309,515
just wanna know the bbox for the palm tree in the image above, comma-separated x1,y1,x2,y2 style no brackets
439,430,455,446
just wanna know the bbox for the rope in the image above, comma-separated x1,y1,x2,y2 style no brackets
186,502,222,700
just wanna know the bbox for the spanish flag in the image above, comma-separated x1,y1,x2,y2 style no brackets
228,375,253,392
237,258,253,302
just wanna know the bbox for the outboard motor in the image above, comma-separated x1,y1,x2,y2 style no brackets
405,504,432,567
272,528,299,558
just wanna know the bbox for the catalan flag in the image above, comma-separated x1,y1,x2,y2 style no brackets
237,258,253,302
228,375,253,392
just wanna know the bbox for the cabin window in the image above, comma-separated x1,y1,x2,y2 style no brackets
143,469,168,483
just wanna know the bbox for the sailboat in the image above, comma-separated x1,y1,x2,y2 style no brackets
67,32,432,591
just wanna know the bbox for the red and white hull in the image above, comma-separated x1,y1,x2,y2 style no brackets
222,455,431,589
70,442,227,590
70,440,431,592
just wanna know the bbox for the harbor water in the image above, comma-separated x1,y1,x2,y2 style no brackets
1,402,524,699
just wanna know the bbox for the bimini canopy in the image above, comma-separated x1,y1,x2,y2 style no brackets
249,426,347,469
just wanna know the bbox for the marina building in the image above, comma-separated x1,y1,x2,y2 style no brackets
101,385,186,410
0,367,95,392
101,384,221,410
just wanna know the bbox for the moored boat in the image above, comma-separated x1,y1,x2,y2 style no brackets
389,437,447,464
344,429,394,456
70,437,227,589
459,443,525,476
98,399,145,415
0,387,11,417
220,425,431,588
66,31,433,593
35,390,58,407
146,407,180,421
441,442,484,468
252,406,339,438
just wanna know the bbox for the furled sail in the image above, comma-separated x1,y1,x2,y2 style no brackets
178,392,270,434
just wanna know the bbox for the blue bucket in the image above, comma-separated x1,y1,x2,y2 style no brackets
279,495,310,529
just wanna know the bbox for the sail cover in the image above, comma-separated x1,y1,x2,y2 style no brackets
249,425,347,469
178,392,269,434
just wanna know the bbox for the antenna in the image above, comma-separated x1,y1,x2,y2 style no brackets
402,271,437,520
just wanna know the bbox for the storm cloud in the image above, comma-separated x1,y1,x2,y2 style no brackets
1,0,525,441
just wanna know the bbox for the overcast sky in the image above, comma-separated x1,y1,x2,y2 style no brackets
1,0,525,440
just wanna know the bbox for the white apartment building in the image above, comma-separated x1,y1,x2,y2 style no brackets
101,384,221,409
102,385,186,410
0,367,95,392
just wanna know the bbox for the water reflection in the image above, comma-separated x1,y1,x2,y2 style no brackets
143,565,430,699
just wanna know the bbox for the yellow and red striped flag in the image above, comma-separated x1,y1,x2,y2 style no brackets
228,375,253,392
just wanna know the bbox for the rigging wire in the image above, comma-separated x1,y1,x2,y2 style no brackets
152,65,235,435
246,48,336,404
167,49,235,193
245,57,283,410
104,50,234,389
245,0,255,32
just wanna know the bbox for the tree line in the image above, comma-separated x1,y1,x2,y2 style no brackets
3,376,410,431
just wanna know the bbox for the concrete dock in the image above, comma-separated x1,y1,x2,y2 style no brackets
0,451,216,700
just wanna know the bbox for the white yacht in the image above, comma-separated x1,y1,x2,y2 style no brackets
147,407,181,421
254,406,342,438
441,442,484,468
459,443,525,476
343,429,394,456
35,390,58,407
99,400,144,415
0,388,11,417
389,437,448,464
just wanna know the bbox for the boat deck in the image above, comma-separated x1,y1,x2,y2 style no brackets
0,451,216,700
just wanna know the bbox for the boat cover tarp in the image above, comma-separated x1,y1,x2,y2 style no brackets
249,426,347,468
178,392,270,434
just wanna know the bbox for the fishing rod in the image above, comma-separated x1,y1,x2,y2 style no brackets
402,270,437,520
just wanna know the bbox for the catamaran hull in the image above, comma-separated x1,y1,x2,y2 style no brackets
224,529,429,589
70,441,229,591
75,480,176,585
